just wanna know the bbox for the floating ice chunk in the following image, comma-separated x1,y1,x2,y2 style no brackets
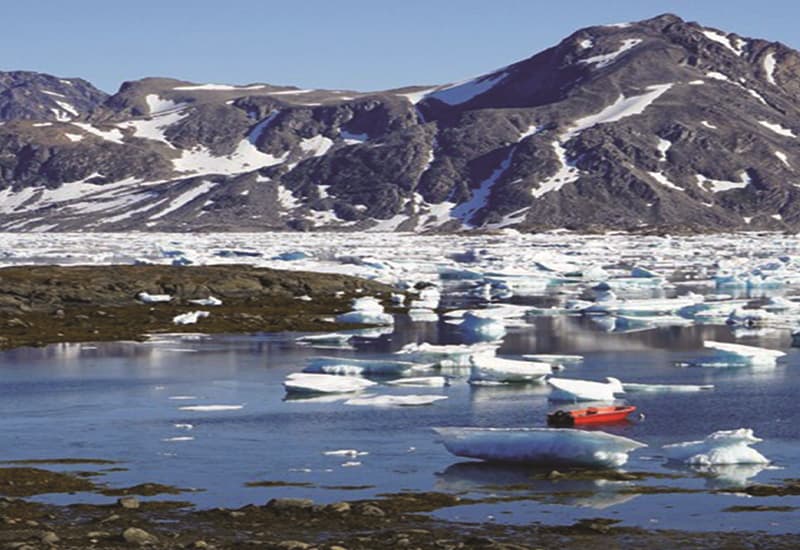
386,376,449,387
179,404,243,411
663,428,770,465
408,308,439,322
391,293,406,305
323,449,368,457
345,394,448,407
469,354,551,384
394,342,499,367
303,356,418,376
622,382,714,392
548,377,624,402
174,423,193,430
434,427,646,468
336,296,394,325
295,332,354,346
341,461,362,467
631,266,661,278
137,291,172,303
726,308,775,327
173,311,210,325
188,296,222,306
162,436,195,442
283,373,377,394
458,312,506,341
703,340,785,367
522,354,583,365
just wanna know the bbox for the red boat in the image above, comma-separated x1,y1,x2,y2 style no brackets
547,405,637,427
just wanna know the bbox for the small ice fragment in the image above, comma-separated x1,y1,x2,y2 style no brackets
178,404,244,411
323,449,369,457
188,296,222,306
173,311,210,325
137,291,172,303
341,461,362,467
174,423,194,430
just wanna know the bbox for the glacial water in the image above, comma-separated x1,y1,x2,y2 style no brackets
1,314,799,533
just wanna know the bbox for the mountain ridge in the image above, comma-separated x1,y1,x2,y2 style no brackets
1,13,798,233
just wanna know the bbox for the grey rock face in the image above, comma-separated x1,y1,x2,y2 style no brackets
1,13,799,233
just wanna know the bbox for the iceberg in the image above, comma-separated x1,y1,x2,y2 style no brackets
548,377,624,402
468,354,552,385
458,312,506,341
433,427,646,468
283,373,376,394
703,340,785,367
663,428,770,465
303,356,419,376
725,308,775,327
344,394,448,407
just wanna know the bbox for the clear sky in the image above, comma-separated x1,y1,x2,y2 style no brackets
3,0,797,93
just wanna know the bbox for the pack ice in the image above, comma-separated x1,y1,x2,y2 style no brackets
662,428,770,465
433,427,646,468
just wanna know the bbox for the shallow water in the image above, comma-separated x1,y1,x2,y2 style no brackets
1,312,798,533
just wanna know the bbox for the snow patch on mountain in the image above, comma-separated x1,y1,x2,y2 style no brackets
579,38,642,68
700,29,744,56
149,180,218,219
145,94,186,115
763,52,777,85
299,135,334,157
565,83,672,139
759,120,796,138
173,83,266,91
428,72,508,106
71,122,125,144
173,140,287,177
531,141,580,198
649,171,684,191
696,171,751,193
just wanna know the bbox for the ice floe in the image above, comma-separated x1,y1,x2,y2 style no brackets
283,373,376,394
303,356,418,376
469,354,552,385
344,394,448,407
434,427,646,468
385,376,449,387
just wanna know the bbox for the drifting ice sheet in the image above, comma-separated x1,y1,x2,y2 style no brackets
434,427,646,468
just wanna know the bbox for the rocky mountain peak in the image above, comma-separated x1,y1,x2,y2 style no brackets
0,15,799,233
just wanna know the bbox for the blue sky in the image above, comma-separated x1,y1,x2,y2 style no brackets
4,1,796,93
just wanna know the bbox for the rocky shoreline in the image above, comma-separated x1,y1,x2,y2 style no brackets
0,264,398,351
1,465,799,549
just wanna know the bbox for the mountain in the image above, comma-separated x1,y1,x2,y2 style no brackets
1,13,799,233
